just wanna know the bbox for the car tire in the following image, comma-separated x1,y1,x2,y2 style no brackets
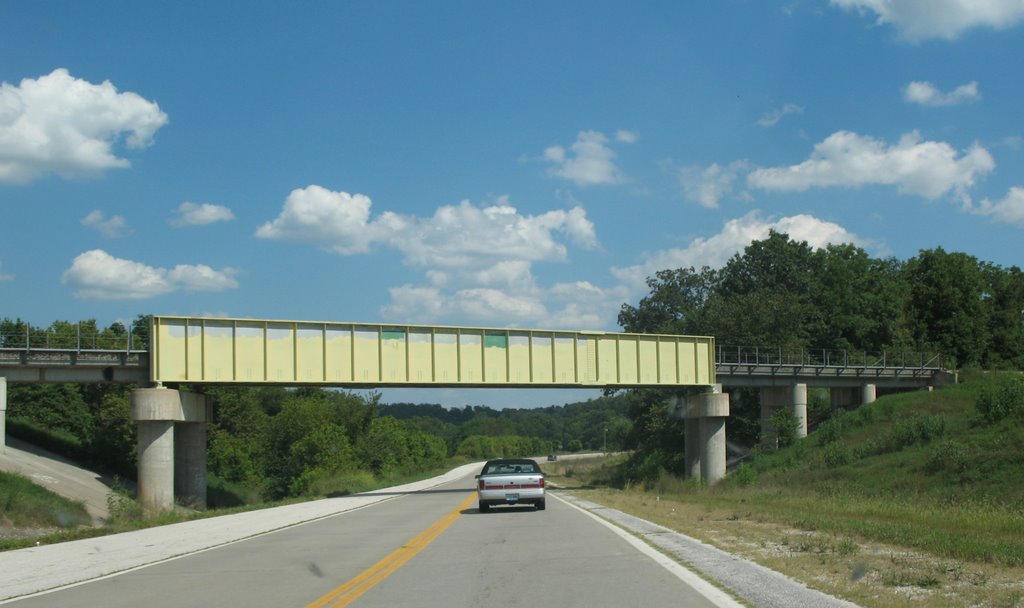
536,499,545,511
479,502,490,513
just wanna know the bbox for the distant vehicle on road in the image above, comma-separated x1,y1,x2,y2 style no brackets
476,458,546,512
547,454,558,461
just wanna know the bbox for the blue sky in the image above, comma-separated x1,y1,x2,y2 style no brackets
2,1,1022,408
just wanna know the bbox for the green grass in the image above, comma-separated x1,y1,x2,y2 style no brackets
0,471,92,530
593,373,1024,566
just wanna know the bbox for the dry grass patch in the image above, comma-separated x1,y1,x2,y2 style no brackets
571,488,1024,608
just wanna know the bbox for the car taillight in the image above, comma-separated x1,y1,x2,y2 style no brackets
478,479,485,491
539,477,545,488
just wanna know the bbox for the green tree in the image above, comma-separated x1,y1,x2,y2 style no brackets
358,416,410,474
8,384,94,443
904,248,989,366
982,264,1024,368
618,266,719,335
813,244,910,351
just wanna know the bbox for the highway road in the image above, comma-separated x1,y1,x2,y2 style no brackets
4,469,734,607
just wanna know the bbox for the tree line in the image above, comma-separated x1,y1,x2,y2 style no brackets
619,232,1023,368
615,232,1023,481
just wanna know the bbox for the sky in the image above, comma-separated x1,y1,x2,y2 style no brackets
1,1,1022,408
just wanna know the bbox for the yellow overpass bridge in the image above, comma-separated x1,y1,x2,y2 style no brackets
149,316,716,388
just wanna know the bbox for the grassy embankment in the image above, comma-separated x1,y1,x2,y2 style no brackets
0,472,92,533
546,372,1024,608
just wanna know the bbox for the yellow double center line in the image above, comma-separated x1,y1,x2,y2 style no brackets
306,492,477,608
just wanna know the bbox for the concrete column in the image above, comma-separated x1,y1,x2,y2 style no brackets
175,423,207,509
699,417,726,484
131,387,210,513
680,385,729,485
1,377,6,454
136,420,175,512
861,383,877,405
684,419,701,480
792,383,808,439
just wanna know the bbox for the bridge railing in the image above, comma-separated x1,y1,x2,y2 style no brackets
0,325,147,353
715,345,948,370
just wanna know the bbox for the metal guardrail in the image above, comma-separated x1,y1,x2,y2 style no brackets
715,345,947,371
0,326,148,353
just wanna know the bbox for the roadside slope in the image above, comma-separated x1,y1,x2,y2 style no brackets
0,437,126,524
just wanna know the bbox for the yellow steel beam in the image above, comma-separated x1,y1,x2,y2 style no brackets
150,316,715,388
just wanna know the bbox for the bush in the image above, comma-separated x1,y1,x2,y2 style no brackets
976,376,1024,424
823,443,853,468
815,417,844,446
925,440,969,475
769,409,801,448
730,463,758,486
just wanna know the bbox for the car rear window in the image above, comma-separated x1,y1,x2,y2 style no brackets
484,462,539,475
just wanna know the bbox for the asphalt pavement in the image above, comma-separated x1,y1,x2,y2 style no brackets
0,448,861,607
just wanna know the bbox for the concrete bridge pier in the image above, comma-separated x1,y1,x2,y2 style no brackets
1,376,6,454
131,387,210,512
679,385,730,485
759,383,808,449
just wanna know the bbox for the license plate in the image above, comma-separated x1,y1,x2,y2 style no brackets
505,493,519,502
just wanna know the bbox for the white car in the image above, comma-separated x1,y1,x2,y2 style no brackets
475,458,546,512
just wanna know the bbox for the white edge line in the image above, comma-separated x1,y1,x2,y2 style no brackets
552,493,746,608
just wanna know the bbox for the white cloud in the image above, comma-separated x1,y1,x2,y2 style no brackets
678,161,752,208
259,186,605,328
968,186,1024,226
757,103,804,127
611,211,863,290
172,202,235,226
257,186,597,268
999,136,1022,150
0,261,12,281
255,185,388,254
0,68,168,184
543,130,631,186
903,81,981,106
615,130,639,144
61,249,238,300
81,210,132,238
396,199,597,268
747,130,995,201
381,276,625,330
832,0,1024,41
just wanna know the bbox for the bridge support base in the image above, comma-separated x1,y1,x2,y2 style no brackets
678,385,729,485
131,388,210,513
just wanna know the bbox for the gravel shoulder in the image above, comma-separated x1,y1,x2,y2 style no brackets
557,492,861,608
